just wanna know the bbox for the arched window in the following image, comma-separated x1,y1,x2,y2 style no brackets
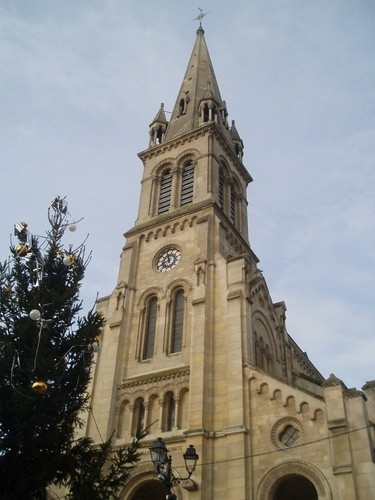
230,184,236,224
254,330,274,375
179,98,187,115
180,161,194,206
154,126,163,145
158,169,172,214
143,297,157,360
203,103,209,122
132,398,145,436
218,169,225,209
171,289,184,353
162,392,175,432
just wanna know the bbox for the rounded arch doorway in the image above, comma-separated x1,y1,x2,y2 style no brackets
257,460,331,500
128,478,166,500
272,474,318,500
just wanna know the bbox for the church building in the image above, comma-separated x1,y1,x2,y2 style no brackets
85,25,375,499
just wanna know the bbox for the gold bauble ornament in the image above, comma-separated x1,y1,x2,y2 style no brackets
15,244,30,257
31,380,48,394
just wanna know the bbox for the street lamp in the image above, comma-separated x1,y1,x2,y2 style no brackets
150,437,199,500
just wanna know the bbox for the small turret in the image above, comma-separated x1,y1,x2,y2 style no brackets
149,103,168,147
231,120,244,160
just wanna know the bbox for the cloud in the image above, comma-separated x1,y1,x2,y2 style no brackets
0,1,373,390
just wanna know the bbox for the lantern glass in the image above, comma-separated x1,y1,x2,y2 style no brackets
150,437,168,467
183,444,199,475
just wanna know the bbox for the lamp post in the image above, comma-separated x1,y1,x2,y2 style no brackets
150,437,199,500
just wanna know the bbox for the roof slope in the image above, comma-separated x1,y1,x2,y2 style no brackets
164,27,223,141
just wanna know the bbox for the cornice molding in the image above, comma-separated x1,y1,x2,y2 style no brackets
138,122,252,184
118,367,190,390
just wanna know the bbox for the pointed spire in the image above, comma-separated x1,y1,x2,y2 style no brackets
164,28,225,141
150,103,168,127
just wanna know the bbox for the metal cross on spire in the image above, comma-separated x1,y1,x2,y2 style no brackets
193,7,209,26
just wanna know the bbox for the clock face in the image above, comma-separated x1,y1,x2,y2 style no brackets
156,248,181,272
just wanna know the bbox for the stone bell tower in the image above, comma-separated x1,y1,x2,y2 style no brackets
86,26,375,500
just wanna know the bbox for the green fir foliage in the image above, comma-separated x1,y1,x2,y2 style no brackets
0,198,141,499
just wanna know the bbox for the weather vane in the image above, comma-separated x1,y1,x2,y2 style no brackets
193,7,209,26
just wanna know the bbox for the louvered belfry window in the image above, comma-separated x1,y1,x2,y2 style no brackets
143,298,157,359
230,185,236,223
180,162,194,205
171,290,184,353
158,169,172,213
219,168,225,209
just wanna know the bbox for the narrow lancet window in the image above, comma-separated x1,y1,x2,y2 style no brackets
171,290,184,353
163,392,176,431
143,297,157,359
219,168,225,210
132,398,145,436
230,185,236,224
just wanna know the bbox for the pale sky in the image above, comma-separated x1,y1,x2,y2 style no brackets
1,1,374,389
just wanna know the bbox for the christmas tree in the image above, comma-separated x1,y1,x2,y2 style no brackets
0,197,141,499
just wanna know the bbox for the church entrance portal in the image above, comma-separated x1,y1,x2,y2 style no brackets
128,478,166,500
272,474,318,500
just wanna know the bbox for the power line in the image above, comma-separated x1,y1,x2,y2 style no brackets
89,405,104,443
171,423,373,470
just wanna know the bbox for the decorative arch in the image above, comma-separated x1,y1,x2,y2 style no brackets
285,395,296,413
175,148,199,164
147,393,160,434
165,280,191,354
272,389,282,401
131,388,148,401
228,174,242,227
132,397,145,436
165,278,192,296
218,159,230,212
314,409,325,421
117,399,131,438
258,382,270,396
217,155,231,174
152,158,175,177
178,387,189,429
257,461,332,499
120,462,184,499
162,391,176,431
149,160,175,217
252,310,278,374
136,291,162,361
300,402,310,417
137,286,164,305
